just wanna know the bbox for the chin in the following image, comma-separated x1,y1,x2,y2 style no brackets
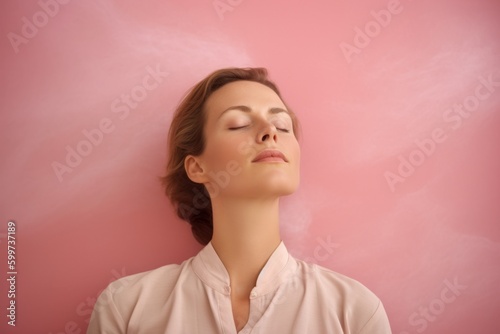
222,173,300,198
257,177,299,197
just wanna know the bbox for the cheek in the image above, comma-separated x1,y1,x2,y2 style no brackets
287,139,301,163
205,137,246,168
237,138,259,157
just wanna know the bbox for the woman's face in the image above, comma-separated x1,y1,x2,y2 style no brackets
190,80,300,199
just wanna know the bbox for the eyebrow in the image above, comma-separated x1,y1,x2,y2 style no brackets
217,105,290,120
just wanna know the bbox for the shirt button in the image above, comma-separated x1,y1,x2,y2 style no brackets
250,291,257,298
225,285,231,294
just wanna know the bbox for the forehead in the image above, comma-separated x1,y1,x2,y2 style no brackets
204,80,285,116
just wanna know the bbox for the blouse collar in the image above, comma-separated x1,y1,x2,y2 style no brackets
192,241,296,296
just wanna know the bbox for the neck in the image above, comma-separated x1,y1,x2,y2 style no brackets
210,197,281,296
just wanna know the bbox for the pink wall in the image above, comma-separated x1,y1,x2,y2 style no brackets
1,0,499,333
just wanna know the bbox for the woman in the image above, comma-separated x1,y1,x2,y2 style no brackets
87,67,392,333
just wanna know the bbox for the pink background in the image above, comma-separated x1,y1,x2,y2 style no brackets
1,0,499,333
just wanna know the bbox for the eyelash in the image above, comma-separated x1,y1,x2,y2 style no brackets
228,126,289,133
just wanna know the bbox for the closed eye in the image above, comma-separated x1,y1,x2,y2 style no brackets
228,125,289,132
228,126,249,130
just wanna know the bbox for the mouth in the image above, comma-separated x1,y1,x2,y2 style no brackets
252,149,288,163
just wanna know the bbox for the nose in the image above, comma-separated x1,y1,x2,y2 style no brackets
256,121,278,143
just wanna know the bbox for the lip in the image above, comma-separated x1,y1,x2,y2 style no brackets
252,149,288,163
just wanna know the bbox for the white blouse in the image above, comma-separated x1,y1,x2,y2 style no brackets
87,241,392,333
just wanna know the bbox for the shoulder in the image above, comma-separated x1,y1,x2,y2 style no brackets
105,259,191,301
95,258,194,316
88,260,193,332
307,261,379,302
294,259,377,295
294,259,392,333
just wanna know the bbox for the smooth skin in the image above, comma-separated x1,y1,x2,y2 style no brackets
184,80,300,331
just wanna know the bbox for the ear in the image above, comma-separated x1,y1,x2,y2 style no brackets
184,155,209,184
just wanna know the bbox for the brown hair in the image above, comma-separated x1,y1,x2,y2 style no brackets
160,67,299,245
